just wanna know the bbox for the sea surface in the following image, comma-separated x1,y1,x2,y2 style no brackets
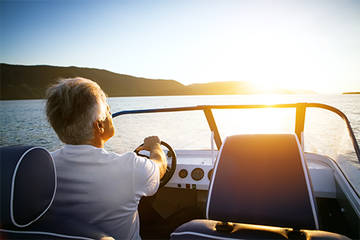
1,94,359,159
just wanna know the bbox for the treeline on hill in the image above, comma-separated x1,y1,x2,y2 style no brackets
1,63,296,100
0,64,192,100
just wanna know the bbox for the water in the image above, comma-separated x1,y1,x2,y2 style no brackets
1,94,359,152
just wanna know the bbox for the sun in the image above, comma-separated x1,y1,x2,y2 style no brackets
198,33,331,92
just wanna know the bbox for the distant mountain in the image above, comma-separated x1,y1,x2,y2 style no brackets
0,64,192,100
1,64,311,100
188,81,295,95
343,92,360,94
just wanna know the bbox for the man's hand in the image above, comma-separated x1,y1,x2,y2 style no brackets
136,136,160,151
136,136,167,178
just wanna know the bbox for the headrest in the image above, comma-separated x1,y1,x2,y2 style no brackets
0,146,56,228
206,134,318,230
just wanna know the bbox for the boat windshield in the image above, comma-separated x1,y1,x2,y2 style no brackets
304,107,360,196
108,103,360,196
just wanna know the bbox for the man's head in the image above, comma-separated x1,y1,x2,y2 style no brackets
46,77,113,145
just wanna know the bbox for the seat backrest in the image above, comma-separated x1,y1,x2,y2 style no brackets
0,146,56,229
0,146,112,240
206,134,319,230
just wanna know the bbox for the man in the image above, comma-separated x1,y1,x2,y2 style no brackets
46,77,167,239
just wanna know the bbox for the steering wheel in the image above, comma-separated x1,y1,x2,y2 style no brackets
134,141,177,188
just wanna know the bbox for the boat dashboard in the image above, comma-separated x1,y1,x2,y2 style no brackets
163,149,340,199
163,150,217,190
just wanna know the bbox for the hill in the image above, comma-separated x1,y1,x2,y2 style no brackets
1,63,313,100
0,64,191,100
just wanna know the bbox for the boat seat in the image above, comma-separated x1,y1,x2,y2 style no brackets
171,134,351,240
0,146,112,240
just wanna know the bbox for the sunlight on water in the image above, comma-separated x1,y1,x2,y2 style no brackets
253,93,285,105
108,107,297,154
213,108,296,139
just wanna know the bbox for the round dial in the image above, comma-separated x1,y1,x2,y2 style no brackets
208,168,214,180
191,168,204,181
179,169,188,178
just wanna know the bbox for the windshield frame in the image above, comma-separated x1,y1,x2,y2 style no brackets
112,102,360,163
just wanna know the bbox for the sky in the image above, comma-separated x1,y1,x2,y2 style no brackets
1,0,359,94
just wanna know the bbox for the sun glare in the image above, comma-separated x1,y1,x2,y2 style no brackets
199,33,330,92
256,94,281,105
214,107,295,139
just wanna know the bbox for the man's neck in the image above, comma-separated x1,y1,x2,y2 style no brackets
89,138,105,148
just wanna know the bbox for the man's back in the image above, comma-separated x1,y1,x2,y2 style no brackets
51,145,159,239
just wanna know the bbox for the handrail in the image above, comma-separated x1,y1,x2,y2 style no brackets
112,103,360,163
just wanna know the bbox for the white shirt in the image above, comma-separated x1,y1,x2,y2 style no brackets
51,145,160,240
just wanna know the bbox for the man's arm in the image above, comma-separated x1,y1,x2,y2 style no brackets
136,136,167,178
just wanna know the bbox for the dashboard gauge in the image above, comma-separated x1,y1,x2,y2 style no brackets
179,169,188,178
191,168,204,181
208,168,214,180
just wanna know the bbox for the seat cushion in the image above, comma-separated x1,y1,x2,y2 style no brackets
170,219,350,240
1,209,112,240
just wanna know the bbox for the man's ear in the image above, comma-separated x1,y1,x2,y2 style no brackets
93,120,105,134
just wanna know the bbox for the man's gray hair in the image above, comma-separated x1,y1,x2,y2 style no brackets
45,77,108,145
